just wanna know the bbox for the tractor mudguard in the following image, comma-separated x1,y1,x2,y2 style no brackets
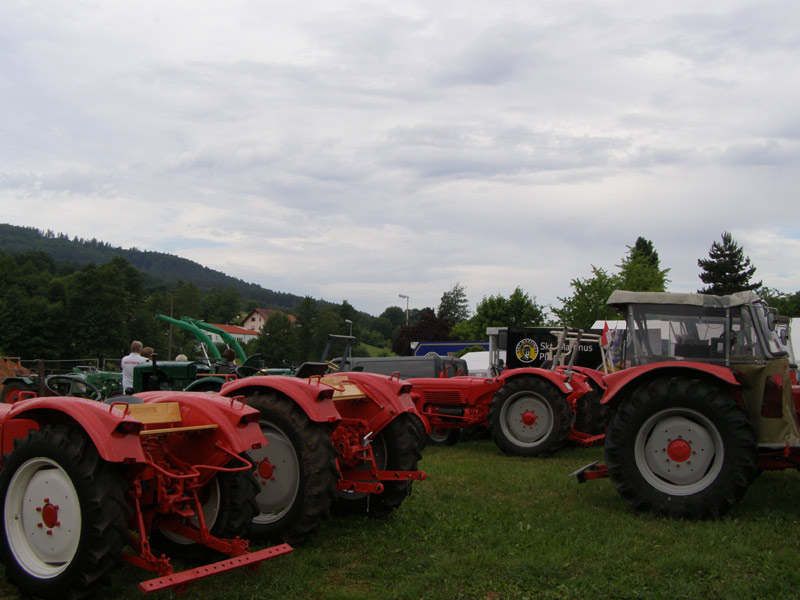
568,366,606,391
600,361,741,407
134,390,266,454
322,371,427,434
2,397,146,463
495,368,576,396
220,376,342,424
1,376,34,387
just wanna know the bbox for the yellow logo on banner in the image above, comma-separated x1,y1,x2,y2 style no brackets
515,338,538,364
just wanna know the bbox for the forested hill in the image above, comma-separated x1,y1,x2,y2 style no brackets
0,223,307,311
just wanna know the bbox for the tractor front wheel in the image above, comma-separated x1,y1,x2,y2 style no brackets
0,424,128,600
604,376,757,519
427,427,461,446
488,376,570,456
245,391,338,544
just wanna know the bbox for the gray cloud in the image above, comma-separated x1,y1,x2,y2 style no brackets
1,1,798,316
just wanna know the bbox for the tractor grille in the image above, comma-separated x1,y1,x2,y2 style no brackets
419,389,464,404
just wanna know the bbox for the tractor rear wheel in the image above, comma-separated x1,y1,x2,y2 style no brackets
0,424,128,600
148,460,259,561
604,376,757,519
488,376,570,456
573,381,607,436
0,381,31,403
245,391,338,544
336,414,425,517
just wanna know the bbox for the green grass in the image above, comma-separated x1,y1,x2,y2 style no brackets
3,439,800,599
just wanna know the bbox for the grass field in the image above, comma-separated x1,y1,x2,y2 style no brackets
2,437,800,599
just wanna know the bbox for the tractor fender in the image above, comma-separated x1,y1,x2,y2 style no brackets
600,362,741,408
1,397,146,462
568,366,606,392
220,376,342,424
1,376,35,387
495,368,575,396
322,371,428,434
134,391,266,454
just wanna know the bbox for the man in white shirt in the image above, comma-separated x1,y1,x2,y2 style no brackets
121,340,149,393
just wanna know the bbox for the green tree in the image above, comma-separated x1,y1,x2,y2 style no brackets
294,296,319,362
617,237,670,292
452,287,546,340
438,283,470,325
201,286,240,323
757,288,800,317
253,312,297,367
173,281,203,319
552,266,620,329
60,258,144,358
313,308,345,359
0,252,64,357
698,231,762,295
392,308,452,356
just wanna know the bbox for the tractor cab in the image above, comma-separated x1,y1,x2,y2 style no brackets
606,290,799,447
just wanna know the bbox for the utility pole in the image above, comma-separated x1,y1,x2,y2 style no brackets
398,294,409,325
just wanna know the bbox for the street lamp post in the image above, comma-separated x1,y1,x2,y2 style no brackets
345,319,353,336
398,294,409,325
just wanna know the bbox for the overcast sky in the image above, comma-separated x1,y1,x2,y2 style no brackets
2,1,799,317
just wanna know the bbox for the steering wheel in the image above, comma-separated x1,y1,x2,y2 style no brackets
44,375,102,401
234,365,259,377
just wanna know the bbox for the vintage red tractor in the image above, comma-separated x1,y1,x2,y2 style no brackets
0,390,291,598
406,328,607,456
573,290,800,519
219,366,428,543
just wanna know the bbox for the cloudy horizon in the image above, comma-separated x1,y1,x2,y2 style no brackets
2,1,798,316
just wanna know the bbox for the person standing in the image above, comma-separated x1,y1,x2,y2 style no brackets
121,341,148,393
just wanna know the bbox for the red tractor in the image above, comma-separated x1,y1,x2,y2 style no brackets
573,290,800,519
407,328,607,456
0,390,291,598
219,364,428,543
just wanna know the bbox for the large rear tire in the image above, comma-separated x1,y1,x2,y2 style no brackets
0,381,31,404
148,461,260,561
245,391,338,544
488,376,570,456
0,424,129,600
336,414,425,517
604,376,757,519
573,379,607,436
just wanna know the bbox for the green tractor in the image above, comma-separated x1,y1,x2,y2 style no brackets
1,359,121,403
129,314,264,394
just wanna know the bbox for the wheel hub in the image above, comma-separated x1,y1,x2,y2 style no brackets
640,414,717,487
257,459,275,481
501,394,553,446
667,438,692,463
39,500,60,530
521,410,538,427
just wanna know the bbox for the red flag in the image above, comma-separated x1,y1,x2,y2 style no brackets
601,322,610,347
